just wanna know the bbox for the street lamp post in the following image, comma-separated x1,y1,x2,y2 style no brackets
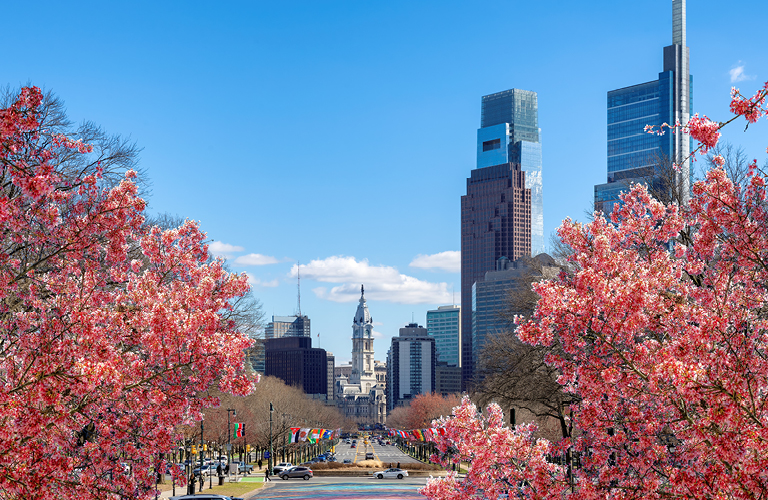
268,403,274,473
226,408,237,476
198,420,204,493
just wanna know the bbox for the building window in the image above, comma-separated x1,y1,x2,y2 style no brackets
483,139,501,152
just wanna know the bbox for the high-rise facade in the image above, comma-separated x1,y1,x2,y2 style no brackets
461,162,531,385
426,305,461,367
265,315,310,339
461,88,538,388
595,0,692,214
264,336,327,397
471,254,558,378
386,323,436,411
477,89,543,256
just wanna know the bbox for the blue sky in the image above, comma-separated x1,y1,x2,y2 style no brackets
3,1,766,364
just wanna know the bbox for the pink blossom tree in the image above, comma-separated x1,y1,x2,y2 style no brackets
421,396,568,500
0,87,255,500
423,82,768,499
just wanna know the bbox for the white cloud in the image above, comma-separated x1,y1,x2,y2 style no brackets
294,256,451,304
246,273,279,288
730,62,755,83
209,241,244,258
233,253,280,266
409,251,460,273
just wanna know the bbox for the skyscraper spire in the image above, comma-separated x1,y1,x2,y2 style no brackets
667,0,690,204
672,0,686,46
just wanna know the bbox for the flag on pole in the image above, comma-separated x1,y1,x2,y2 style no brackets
308,429,320,443
233,423,244,439
289,427,301,443
299,428,310,442
322,429,333,439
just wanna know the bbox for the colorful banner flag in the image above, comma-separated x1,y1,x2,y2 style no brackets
308,429,320,443
299,428,310,442
289,427,301,443
233,423,244,439
322,429,333,439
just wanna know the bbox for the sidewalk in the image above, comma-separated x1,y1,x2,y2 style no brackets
157,475,265,498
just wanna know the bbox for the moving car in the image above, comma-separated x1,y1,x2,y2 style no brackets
375,468,408,479
278,466,313,480
272,462,293,474
365,452,375,460
342,459,352,464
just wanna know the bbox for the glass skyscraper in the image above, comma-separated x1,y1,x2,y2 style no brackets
461,88,539,387
426,305,460,367
477,89,543,256
595,0,692,214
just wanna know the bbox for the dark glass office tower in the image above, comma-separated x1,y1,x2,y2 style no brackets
477,89,543,255
595,0,692,214
461,162,531,386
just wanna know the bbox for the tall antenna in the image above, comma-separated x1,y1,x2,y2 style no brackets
297,262,302,317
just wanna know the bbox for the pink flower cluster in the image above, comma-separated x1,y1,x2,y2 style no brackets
730,83,768,123
685,113,720,153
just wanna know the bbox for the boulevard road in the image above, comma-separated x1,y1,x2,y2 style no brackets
250,476,429,499
334,440,421,466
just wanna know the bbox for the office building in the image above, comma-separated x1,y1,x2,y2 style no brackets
386,323,437,411
472,255,558,378
264,336,327,397
245,339,265,373
265,315,310,339
595,0,692,214
461,162,531,385
426,305,461,367
477,89,543,256
435,362,462,396
326,351,335,401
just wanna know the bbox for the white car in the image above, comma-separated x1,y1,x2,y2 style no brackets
272,462,293,474
374,468,408,479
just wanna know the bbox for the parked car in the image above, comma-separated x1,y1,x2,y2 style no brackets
375,468,408,479
272,462,293,474
278,466,313,480
192,465,215,477
365,452,375,460
230,461,254,474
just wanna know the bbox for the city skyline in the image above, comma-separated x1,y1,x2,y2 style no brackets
3,0,765,365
